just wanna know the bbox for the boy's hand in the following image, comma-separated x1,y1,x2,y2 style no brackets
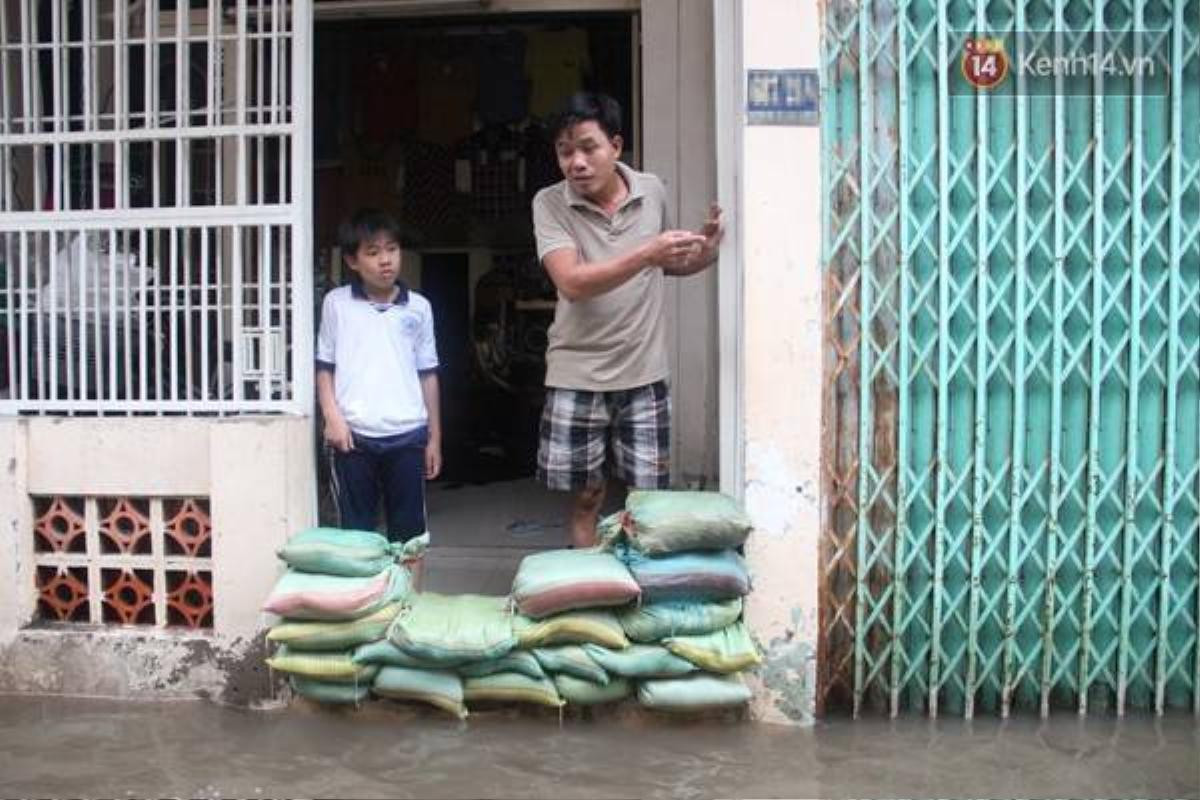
424,440,442,480
323,415,354,452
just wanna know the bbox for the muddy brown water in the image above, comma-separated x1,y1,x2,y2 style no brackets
1,695,1196,799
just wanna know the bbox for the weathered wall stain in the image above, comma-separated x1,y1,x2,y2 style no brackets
754,607,816,724
0,629,282,706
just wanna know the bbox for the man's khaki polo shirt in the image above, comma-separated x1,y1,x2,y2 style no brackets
532,161,671,391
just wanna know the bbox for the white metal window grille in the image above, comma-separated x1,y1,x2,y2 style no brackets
33,495,214,628
0,0,312,414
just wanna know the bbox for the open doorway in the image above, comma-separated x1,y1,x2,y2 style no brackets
311,11,638,593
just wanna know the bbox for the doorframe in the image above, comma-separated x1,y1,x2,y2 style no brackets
713,0,744,499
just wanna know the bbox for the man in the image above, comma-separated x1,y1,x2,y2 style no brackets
532,92,724,547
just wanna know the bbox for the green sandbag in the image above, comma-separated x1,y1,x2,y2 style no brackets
621,490,752,555
616,598,743,643
266,645,380,683
277,528,395,576
290,675,369,704
664,622,762,673
531,646,609,685
582,643,698,679
510,549,640,618
262,564,411,620
388,593,516,665
267,603,402,651
463,672,564,708
372,665,468,718
554,674,632,706
637,673,752,711
457,651,546,680
512,610,630,649
352,639,446,669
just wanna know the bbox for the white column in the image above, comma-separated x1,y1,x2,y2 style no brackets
724,0,824,725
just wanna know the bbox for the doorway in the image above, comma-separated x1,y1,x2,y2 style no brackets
311,11,638,593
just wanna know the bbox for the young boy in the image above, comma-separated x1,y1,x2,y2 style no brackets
316,208,442,583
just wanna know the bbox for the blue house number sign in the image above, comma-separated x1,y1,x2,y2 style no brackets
747,69,819,126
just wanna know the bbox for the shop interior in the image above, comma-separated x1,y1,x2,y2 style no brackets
311,12,638,589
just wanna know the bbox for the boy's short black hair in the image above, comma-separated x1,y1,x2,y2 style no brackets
547,92,623,143
338,208,401,256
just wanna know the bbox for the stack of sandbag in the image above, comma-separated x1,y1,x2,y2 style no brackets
351,591,524,718
357,548,647,717
262,529,424,705
504,490,759,713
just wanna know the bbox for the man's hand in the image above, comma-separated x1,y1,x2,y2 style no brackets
424,439,443,480
645,230,708,270
323,414,354,452
698,203,725,253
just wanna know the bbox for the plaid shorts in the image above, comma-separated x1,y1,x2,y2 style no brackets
537,380,672,491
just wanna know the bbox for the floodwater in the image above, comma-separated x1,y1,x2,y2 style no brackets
1,695,1196,799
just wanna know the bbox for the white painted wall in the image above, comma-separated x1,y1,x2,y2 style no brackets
730,0,824,725
0,416,315,702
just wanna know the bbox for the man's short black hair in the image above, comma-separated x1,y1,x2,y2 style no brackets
338,208,401,255
548,92,623,143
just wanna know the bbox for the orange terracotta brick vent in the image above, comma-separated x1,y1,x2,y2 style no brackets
33,496,214,629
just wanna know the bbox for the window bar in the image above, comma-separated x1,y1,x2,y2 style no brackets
22,0,43,208
258,223,269,400
168,224,178,401
18,231,29,401
85,0,97,211
90,229,101,402
207,0,217,129
255,0,264,130
47,228,59,402
215,226,225,406
270,0,279,127
48,0,60,211
152,227,163,403
54,230,71,404
137,226,148,402
230,223,242,402
71,228,86,404
149,0,160,208
122,228,133,402
175,0,185,207
235,0,247,207
4,233,15,394
183,226,194,403
1,18,9,207
113,0,126,210
108,227,118,402
180,0,191,207
259,221,268,400
200,225,209,402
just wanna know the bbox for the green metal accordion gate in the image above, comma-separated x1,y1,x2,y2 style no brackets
820,0,1200,717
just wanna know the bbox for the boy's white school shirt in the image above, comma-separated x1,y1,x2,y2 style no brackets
315,282,439,438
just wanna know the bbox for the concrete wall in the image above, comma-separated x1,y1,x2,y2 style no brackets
643,0,720,488
0,416,316,704
734,0,824,725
